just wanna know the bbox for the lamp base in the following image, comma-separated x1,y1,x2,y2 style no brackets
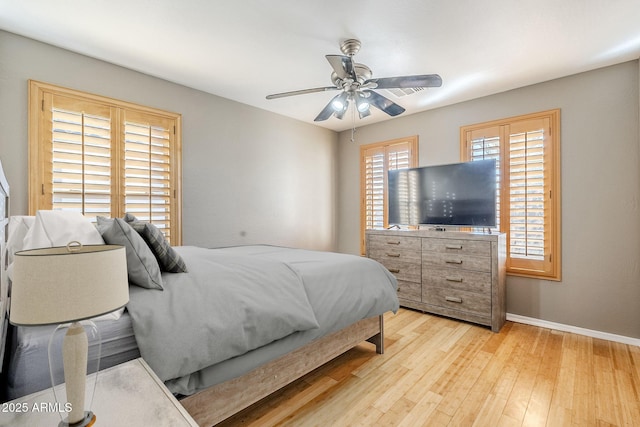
58,410,96,427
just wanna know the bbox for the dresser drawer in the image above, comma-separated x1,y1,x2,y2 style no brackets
368,246,421,263
422,286,491,317
422,251,491,273
422,238,491,257
423,266,491,294
368,234,422,252
376,258,421,283
397,280,421,302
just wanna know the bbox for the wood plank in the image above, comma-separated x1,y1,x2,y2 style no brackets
501,325,545,423
522,329,560,426
571,334,596,425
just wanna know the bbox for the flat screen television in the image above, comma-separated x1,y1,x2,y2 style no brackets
388,159,497,227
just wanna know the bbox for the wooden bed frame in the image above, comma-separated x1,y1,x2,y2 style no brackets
180,314,384,427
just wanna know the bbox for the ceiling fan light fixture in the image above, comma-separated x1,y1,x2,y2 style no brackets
356,93,370,113
331,92,349,112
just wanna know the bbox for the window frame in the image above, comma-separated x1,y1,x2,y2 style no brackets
28,80,183,245
359,136,419,254
460,109,561,280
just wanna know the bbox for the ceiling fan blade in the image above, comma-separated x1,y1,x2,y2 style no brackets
326,55,356,80
314,102,335,122
365,74,442,89
266,86,338,100
314,93,343,121
365,90,406,116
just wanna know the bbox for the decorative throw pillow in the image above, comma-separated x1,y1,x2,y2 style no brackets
96,217,163,290
123,213,187,273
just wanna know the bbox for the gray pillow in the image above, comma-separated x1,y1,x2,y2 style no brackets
96,217,163,290
123,213,187,273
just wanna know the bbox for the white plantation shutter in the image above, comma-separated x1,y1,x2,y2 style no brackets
508,121,547,262
363,149,385,230
468,126,501,232
29,81,183,245
123,112,175,242
50,99,114,221
360,137,418,254
461,110,560,280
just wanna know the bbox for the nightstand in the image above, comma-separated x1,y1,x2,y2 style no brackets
0,358,198,426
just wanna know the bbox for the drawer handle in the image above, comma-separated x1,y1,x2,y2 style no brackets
445,259,463,265
388,268,400,273
446,277,464,283
446,244,463,250
445,296,463,304
386,241,401,245
386,253,401,258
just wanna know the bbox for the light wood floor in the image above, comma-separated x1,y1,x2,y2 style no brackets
217,308,640,426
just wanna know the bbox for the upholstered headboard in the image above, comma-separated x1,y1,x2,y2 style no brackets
0,160,9,371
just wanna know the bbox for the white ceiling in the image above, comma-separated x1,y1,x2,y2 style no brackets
1,0,639,132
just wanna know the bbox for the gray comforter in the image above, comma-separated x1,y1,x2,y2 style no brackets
127,245,398,384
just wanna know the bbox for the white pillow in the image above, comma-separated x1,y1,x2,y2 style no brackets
6,216,35,263
22,210,104,250
5,216,36,282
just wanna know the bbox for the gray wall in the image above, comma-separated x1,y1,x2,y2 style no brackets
0,31,339,251
338,60,640,339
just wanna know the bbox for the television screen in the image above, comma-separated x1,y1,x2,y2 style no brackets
388,159,497,227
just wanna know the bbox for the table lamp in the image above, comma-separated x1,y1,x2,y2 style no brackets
9,242,128,427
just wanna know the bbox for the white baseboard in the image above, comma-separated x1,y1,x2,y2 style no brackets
506,313,640,347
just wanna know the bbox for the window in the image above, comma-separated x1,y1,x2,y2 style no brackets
28,80,183,244
360,136,418,254
460,109,561,280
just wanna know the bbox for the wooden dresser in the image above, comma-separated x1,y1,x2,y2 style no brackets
366,229,506,332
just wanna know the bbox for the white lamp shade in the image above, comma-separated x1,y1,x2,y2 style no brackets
9,244,129,326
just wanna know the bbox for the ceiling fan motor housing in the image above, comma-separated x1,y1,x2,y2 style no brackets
332,64,372,87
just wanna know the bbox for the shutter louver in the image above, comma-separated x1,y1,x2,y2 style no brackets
124,120,173,242
469,133,501,231
387,148,416,225
509,128,545,261
388,149,410,170
364,152,385,230
51,106,112,221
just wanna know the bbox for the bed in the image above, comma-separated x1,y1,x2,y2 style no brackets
0,168,399,426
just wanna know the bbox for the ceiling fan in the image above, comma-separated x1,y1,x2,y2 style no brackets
266,39,442,122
